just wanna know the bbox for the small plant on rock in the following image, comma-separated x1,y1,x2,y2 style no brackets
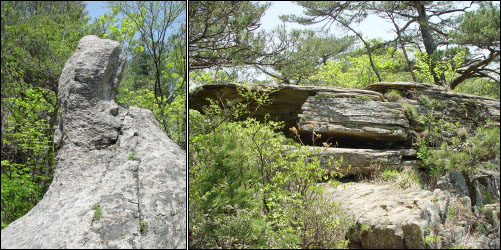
425,234,440,244
360,223,370,232
385,89,403,102
139,220,148,235
92,203,101,220
128,152,136,160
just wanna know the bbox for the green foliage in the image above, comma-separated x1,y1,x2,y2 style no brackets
92,203,102,220
188,1,270,70
381,169,399,182
418,124,500,175
189,86,348,248
425,234,441,244
385,89,403,102
482,191,493,205
450,2,500,50
128,152,136,161
447,207,455,218
116,76,185,147
307,45,420,88
262,29,355,85
454,78,500,99
412,48,467,85
139,220,148,235
360,223,370,232
107,1,187,148
282,2,499,90
1,1,90,228
401,102,418,121
1,160,41,229
380,167,421,190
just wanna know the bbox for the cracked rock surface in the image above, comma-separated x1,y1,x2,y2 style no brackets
323,182,450,249
1,35,186,249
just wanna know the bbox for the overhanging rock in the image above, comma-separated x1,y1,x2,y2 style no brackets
189,82,499,148
189,84,410,148
1,35,186,249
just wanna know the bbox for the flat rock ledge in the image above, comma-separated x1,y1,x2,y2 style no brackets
189,82,500,148
308,147,417,176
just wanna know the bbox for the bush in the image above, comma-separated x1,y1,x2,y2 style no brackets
378,167,421,190
421,125,500,174
189,85,349,248
385,89,403,102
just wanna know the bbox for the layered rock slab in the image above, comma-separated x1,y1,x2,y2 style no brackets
309,147,417,175
299,93,409,144
0,35,186,249
190,82,499,148
189,84,409,147
366,82,500,128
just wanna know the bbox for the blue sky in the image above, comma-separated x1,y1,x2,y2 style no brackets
84,1,185,52
259,1,395,41
85,1,108,22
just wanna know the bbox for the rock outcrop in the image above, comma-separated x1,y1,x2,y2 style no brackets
189,82,499,149
189,81,500,249
1,35,186,249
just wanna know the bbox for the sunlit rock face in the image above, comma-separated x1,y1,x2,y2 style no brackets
1,35,186,249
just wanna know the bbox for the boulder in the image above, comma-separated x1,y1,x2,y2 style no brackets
0,35,186,249
437,169,500,207
323,182,450,249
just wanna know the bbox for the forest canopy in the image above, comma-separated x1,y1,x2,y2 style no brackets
189,1,499,98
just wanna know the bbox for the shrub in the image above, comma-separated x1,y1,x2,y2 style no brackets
189,85,349,248
379,167,421,190
128,152,136,160
385,89,403,102
421,125,500,174
401,102,418,121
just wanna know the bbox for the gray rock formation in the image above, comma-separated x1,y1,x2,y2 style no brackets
189,82,499,148
189,81,500,249
299,93,409,144
323,182,450,249
437,169,500,207
365,81,500,126
189,84,387,146
309,147,417,175
1,35,186,249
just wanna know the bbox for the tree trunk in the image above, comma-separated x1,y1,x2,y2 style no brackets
413,1,445,86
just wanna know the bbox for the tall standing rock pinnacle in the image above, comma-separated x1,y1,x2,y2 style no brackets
1,35,186,249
